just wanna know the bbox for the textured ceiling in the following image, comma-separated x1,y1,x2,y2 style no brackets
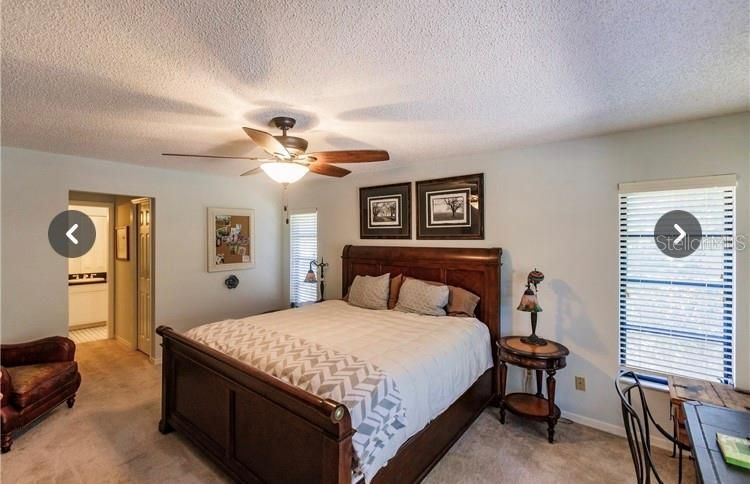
2,1,749,177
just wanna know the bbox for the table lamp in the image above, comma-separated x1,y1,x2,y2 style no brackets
304,258,329,301
517,269,546,346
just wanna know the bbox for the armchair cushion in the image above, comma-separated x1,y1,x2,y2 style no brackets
5,361,78,409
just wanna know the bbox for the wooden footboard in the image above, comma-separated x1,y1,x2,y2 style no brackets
157,325,493,484
157,326,354,484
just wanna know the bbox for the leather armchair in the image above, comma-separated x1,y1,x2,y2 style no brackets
1,336,81,453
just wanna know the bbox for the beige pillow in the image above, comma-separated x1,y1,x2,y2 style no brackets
347,273,390,310
395,278,449,316
447,286,480,317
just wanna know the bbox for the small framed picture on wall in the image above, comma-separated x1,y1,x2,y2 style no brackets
416,173,484,239
359,182,411,239
115,226,129,260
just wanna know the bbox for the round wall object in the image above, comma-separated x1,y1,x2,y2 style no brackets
224,275,239,289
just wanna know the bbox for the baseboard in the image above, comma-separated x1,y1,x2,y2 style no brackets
69,321,107,330
150,356,162,366
561,410,673,451
115,336,136,351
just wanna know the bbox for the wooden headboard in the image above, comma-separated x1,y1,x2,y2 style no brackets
341,245,502,345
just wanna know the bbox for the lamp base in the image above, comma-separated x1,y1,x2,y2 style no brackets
520,334,548,346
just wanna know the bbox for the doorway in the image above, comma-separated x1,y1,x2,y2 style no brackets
67,201,114,344
67,191,155,358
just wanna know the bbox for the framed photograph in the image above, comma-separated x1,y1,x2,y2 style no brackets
416,173,484,239
207,208,255,272
359,182,411,239
115,226,129,260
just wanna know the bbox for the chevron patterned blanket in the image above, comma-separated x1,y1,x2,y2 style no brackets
184,319,407,482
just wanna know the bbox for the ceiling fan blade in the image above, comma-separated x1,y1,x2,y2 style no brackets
307,150,389,164
242,127,290,159
240,167,263,176
162,153,272,161
308,162,351,177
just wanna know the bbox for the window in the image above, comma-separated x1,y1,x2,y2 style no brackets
289,210,318,305
618,176,736,384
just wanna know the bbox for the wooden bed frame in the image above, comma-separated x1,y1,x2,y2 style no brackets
156,245,501,483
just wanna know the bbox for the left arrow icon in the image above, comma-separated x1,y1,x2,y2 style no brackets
66,224,79,244
49,210,96,258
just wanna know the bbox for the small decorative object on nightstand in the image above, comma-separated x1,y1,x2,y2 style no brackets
304,258,329,301
497,336,569,443
517,269,546,346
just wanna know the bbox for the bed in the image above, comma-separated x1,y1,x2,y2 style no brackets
156,245,502,483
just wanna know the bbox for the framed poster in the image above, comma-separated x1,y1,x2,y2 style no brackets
416,173,484,239
115,226,129,260
207,208,255,272
359,182,411,239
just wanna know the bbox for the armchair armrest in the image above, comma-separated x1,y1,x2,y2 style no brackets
1,336,76,367
1,367,11,407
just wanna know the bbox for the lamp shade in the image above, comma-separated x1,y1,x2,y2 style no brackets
260,162,309,184
517,287,542,312
304,269,317,283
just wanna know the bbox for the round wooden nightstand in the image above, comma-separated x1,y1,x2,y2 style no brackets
496,336,569,443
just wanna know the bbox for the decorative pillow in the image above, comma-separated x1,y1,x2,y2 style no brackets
395,277,449,316
447,286,480,317
388,274,404,310
347,273,390,310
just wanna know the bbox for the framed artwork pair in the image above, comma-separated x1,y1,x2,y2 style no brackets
359,173,484,240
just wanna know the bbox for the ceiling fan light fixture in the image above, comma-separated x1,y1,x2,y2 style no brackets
260,162,309,184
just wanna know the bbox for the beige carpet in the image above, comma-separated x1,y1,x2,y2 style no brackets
1,340,694,483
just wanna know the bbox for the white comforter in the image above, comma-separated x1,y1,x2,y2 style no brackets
186,300,493,481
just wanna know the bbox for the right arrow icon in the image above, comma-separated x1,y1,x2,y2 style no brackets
654,210,702,259
673,224,686,245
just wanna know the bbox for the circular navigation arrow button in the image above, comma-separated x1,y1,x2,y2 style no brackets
653,210,702,259
48,210,97,258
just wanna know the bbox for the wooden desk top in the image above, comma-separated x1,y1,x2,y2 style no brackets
668,375,750,412
683,402,750,484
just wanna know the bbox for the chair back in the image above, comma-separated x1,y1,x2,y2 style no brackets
615,368,664,484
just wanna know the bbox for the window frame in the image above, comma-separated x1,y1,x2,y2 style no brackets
288,208,319,306
617,175,737,385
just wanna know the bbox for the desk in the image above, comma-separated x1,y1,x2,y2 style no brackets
683,402,750,484
668,376,750,450
669,376,750,412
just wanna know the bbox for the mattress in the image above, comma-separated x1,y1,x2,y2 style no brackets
184,299,493,482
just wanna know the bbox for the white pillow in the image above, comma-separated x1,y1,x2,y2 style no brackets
394,278,449,316
347,273,390,310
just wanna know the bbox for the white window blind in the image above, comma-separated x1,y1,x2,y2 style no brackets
618,180,736,384
289,210,318,305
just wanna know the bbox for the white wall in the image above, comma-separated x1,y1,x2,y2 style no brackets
1,148,285,357
287,113,750,434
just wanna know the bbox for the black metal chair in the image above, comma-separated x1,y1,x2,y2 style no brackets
615,368,689,484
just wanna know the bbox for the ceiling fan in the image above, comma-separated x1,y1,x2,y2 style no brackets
163,116,389,184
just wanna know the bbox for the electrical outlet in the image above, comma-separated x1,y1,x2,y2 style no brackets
575,376,586,391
